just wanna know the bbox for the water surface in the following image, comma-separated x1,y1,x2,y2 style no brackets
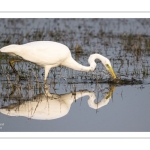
0,18,150,132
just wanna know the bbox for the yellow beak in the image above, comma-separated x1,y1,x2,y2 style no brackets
109,67,117,79
106,64,117,79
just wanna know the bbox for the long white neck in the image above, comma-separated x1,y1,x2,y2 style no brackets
62,53,105,72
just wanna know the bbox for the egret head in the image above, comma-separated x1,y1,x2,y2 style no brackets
102,57,116,79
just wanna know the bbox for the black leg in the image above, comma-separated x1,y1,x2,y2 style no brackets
9,60,21,74
9,60,23,81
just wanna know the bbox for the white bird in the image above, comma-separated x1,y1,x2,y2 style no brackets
0,41,116,82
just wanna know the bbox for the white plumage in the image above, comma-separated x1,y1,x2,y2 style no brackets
0,41,116,81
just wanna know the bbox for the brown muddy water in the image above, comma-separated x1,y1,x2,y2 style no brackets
0,18,150,132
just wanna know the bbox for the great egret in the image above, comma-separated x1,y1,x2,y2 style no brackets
0,86,115,120
0,41,116,82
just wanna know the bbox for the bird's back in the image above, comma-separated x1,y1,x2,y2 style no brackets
0,41,71,67
23,41,68,50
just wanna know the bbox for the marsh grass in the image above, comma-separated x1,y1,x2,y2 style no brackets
0,19,150,103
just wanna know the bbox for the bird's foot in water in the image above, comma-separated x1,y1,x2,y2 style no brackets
44,82,59,99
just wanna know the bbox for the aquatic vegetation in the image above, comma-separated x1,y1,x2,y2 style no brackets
0,19,149,84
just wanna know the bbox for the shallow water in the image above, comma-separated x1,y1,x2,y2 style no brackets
0,18,150,132
0,83,149,132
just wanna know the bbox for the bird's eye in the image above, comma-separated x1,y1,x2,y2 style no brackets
106,64,110,68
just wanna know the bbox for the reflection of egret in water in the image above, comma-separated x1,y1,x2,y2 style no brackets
0,86,115,120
